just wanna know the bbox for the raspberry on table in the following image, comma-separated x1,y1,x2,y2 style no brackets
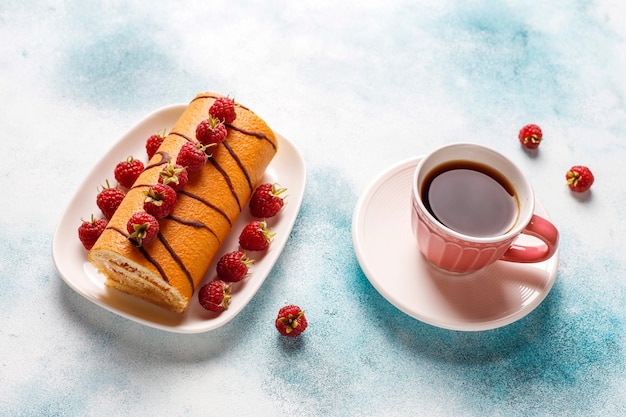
275,305,308,337
566,165,594,192
518,124,543,149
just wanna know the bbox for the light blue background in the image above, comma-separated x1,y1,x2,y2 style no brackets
1,1,625,416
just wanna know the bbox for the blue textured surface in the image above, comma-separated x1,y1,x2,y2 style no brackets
1,1,625,416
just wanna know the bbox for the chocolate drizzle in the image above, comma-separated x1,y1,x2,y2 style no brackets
145,151,171,170
226,124,277,151
223,141,253,193
191,94,251,111
208,158,242,210
191,93,222,103
157,233,195,292
137,245,169,284
130,183,152,191
167,215,220,243
169,131,193,142
178,190,232,226
107,225,129,237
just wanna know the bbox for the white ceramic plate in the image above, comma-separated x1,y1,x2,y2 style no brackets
352,157,559,331
52,104,306,333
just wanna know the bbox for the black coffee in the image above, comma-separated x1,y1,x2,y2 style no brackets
421,161,519,237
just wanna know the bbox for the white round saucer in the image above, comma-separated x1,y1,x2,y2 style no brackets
352,157,559,331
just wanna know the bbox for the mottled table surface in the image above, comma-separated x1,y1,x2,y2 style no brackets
2,1,625,416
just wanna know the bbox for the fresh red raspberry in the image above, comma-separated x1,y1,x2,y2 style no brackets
176,141,208,172
275,305,308,337
78,215,108,250
216,251,253,282
114,156,144,188
158,163,188,191
239,220,274,252
126,211,159,247
566,165,594,192
198,280,232,312
145,130,166,160
143,183,177,219
96,180,125,219
196,116,228,146
209,97,237,124
518,124,543,149
249,183,287,218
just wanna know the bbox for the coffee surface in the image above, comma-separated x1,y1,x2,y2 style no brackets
421,161,519,237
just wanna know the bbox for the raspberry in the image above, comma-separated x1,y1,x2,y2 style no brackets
566,165,594,192
275,305,308,337
158,163,188,191
114,156,144,188
239,220,274,252
249,183,286,218
143,183,177,219
216,251,253,282
518,124,543,149
146,130,166,160
198,280,232,312
176,141,209,173
209,97,237,124
96,180,125,219
78,214,108,250
126,211,159,246
196,116,228,146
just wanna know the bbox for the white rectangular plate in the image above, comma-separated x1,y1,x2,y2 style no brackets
52,104,306,333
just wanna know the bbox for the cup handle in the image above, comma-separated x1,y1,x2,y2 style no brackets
501,214,559,263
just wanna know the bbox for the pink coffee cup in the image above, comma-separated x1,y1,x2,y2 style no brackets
411,143,558,274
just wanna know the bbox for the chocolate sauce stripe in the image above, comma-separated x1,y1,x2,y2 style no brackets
157,233,195,293
106,226,170,284
177,190,232,227
169,131,193,142
191,94,221,103
223,141,253,193
226,123,277,150
208,158,242,211
144,150,172,171
130,183,152,191
137,246,169,285
167,215,221,243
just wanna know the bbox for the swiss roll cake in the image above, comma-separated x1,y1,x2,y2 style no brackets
89,93,278,313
